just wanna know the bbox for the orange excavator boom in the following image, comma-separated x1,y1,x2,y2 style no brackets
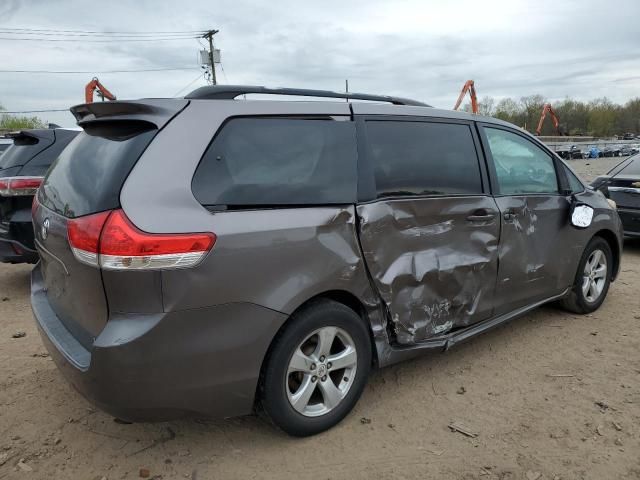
535,103,562,136
85,77,117,104
453,80,478,114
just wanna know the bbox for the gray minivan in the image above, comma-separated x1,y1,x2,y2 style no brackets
31,86,623,436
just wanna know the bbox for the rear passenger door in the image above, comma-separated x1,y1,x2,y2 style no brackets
478,125,574,315
355,117,500,344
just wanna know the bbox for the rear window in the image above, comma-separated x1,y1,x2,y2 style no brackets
39,128,155,218
191,117,357,208
25,130,79,171
0,133,54,169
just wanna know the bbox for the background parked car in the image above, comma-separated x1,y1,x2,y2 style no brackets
555,145,582,160
556,144,582,159
592,154,640,237
603,145,622,157
582,145,602,159
619,145,638,157
0,127,79,263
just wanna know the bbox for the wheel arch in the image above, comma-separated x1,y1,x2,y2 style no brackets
592,229,620,280
271,290,378,366
255,290,379,411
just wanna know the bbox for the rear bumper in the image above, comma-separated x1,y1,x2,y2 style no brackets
0,209,38,264
31,264,288,421
0,234,38,264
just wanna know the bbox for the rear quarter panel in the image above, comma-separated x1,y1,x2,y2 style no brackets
120,99,381,318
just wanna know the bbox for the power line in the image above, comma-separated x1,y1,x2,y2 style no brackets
0,36,198,42
0,27,206,35
0,31,204,38
173,72,206,97
0,67,200,74
1,109,68,113
220,63,230,84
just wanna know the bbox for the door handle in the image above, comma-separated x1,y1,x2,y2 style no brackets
467,214,495,222
466,209,495,222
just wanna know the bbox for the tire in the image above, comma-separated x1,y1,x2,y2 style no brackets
261,299,372,437
560,236,612,314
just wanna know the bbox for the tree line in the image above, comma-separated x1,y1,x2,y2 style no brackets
0,102,45,130
467,95,640,138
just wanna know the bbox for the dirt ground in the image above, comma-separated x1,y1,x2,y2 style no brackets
1,157,639,480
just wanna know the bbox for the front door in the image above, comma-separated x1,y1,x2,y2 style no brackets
355,117,500,345
479,125,574,315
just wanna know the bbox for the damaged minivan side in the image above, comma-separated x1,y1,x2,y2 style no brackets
31,86,623,437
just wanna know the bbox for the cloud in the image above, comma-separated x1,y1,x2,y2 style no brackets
1,0,639,126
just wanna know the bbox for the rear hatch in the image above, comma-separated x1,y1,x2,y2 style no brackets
1,129,80,246
33,99,188,348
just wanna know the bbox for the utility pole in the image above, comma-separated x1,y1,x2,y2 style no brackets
202,29,219,85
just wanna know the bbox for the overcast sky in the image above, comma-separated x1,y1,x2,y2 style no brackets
1,0,639,127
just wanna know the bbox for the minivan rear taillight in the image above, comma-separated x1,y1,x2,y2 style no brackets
0,176,44,196
67,209,216,270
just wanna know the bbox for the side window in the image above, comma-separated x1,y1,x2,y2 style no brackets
366,121,483,198
564,165,585,193
192,117,357,207
485,128,559,195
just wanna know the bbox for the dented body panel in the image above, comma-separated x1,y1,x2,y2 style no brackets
357,196,500,344
492,195,575,314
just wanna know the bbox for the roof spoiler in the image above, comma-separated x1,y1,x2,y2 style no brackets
70,99,189,130
6,129,55,145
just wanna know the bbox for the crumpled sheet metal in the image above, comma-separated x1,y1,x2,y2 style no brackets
357,199,500,344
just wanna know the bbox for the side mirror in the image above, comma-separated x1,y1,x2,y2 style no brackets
569,193,594,228
570,202,594,228
590,176,611,197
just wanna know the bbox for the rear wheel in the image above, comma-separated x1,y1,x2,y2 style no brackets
261,300,371,436
561,237,612,314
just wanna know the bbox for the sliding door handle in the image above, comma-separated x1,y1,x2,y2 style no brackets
467,214,495,222
466,209,495,222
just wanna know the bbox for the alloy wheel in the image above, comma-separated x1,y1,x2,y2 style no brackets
582,249,608,303
285,326,358,417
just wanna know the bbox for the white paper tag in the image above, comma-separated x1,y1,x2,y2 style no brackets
571,205,594,228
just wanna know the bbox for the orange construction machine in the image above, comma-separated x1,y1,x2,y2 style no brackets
535,103,564,136
453,80,478,114
85,77,116,104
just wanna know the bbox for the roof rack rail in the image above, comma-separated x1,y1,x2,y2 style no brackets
184,85,430,107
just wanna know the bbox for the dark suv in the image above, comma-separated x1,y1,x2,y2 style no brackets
0,127,79,263
31,87,623,436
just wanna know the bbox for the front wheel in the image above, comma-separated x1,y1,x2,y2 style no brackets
261,300,372,436
561,237,612,314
